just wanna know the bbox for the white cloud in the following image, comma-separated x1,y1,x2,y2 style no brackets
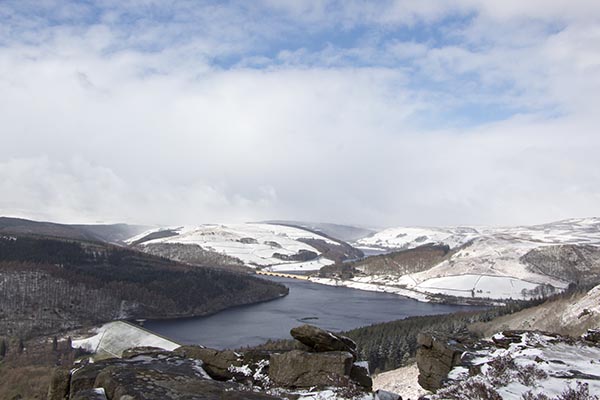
0,1,599,227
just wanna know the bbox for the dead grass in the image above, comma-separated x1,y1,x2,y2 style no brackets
0,363,53,400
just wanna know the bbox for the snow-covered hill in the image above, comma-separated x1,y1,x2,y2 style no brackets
355,217,600,251
471,284,600,337
326,218,600,302
356,226,481,251
127,223,341,271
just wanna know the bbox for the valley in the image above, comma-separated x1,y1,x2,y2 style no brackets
1,216,599,399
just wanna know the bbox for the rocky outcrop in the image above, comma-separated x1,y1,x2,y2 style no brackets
49,324,375,399
416,332,474,391
175,346,242,380
422,330,600,399
349,362,373,390
583,328,600,344
54,353,279,400
290,324,357,358
71,388,107,400
269,350,353,387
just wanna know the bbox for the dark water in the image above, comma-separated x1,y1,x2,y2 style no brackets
144,277,481,349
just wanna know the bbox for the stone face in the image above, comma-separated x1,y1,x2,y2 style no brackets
47,367,71,400
584,329,600,343
175,346,242,380
71,388,108,400
416,332,467,392
70,363,112,399
269,350,353,388
121,346,170,359
374,390,403,400
350,362,373,389
69,353,280,400
290,324,357,357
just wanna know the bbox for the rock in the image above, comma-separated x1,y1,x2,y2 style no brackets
228,350,271,387
175,346,242,380
269,350,353,388
121,347,170,359
416,332,467,391
583,329,600,344
71,388,107,400
69,353,279,400
350,362,373,389
70,363,112,399
47,367,70,400
290,324,357,357
374,390,403,400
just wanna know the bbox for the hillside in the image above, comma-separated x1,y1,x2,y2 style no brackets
127,223,362,272
0,234,288,339
317,218,600,303
470,284,600,337
0,217,148,244
261,220,376,243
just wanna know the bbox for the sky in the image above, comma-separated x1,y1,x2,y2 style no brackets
0,0,599,228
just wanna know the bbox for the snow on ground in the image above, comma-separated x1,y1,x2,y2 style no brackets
266,257,335,272
355,226,480,251
356,217,600,251
309,277,431,302
560,284,600,325
126,223,338,269
72,321,180,359
415,275,545,300
344,219,600,301
433,331,600,399
373,362,429,400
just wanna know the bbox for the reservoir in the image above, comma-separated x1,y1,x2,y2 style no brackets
144,277,481,349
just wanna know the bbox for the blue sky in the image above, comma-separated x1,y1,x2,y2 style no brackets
0,0,599,226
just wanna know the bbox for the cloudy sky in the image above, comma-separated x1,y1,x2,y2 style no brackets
1,0,599,227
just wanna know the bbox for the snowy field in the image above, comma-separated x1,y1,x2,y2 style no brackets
342,218,600,301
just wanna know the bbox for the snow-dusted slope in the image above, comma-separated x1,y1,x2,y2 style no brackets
355,217,600,251
471,284,600,337
356,226,481,251
429,331,600,400
332,218,600,302
127,223,337,271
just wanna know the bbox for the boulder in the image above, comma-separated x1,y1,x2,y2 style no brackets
71,388,108,400
350,362,373,389
47,367,70,400
269,350,353,388
69,353,279,400
416,332,467,392
290,324,357,357
583,329,600,344
70,363,113,399
175,346,242,380
121,346,170,359
374,390,403,400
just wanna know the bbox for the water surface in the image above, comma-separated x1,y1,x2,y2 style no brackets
145,277,481,349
